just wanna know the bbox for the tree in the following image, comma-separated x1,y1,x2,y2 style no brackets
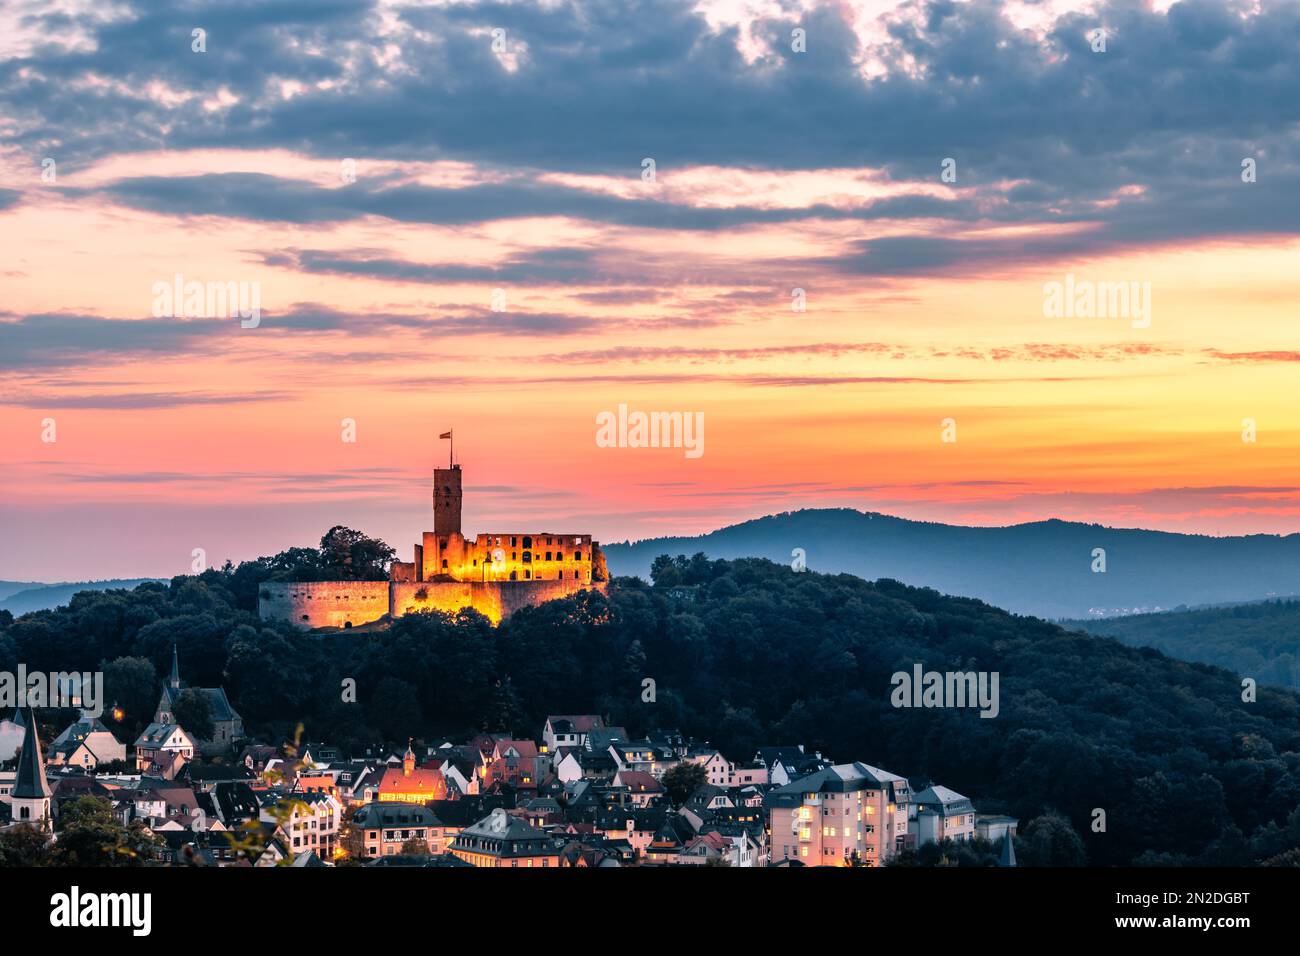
319,526,396,580
172,687,214,741
662,762,708,805
52,796,160,866
650,555,681,587
1018,813,1087,867
0,823,52,866
102,656,160,734
336,815,367,867
399,837,431,856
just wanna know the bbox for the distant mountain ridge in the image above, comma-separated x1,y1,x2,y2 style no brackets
602,509,1300,620
0,579,165,616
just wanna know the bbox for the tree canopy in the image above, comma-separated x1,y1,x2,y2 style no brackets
4,545,1300,866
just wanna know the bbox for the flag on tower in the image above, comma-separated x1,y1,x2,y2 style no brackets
439,431,452,439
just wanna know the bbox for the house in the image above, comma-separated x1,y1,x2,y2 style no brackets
558,841,621,867
153,645,243,754
553,749,589,784
127,777,200,822
584,726,629,754
351,801,446,859
678,831,729,864
611,769,665,807
376,744,448,803
261,792,343,860
609,740,658,774
688,749,734,786
680,784,747,830
765,762,912,867
240,744,279,774
976,814,1019,844
176,762,255,790
485,739,546,792
758,745,831,786
448,808,560,868
542,715,605,753
209,781,262,828
911,785,976,845
133,723,195,778
728,761,769,787
429,745,483,796
46,717,126,770
708,826,762,867
594,808,666,859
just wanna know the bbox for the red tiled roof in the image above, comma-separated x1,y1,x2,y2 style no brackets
377,765,448,799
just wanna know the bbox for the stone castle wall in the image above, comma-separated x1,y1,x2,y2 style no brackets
261,578,607,630
259,581,391,630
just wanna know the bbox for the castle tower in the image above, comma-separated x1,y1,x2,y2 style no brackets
169,643,181,691
403,740,416,777
11,707,52,828
433,465,462,536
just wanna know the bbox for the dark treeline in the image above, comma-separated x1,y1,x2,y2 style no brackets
3,550,1300,866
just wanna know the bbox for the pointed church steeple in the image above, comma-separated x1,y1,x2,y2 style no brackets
999,832,1017,867
169,643,181,690
12,707,52,827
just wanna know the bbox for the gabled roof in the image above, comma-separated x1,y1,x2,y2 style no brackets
912,785,972,814
613,770,663,793
352,801,441,828
493,739,539,760
135,722,193,747
460,808,545,841
764,762,909,808
546,715,605,734
13,708,52,799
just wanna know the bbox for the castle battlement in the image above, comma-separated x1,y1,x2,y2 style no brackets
259,459,606,629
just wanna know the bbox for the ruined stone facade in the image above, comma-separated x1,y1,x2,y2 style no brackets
259,463,607,629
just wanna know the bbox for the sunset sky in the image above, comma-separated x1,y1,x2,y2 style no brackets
3,0,1300,582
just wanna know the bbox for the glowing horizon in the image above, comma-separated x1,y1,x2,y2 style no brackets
4,0,1300,580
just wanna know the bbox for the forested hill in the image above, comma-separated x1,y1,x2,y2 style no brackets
2,554,1299,865
1065,600,1300,691
0,579,163,616
602,509,1300,619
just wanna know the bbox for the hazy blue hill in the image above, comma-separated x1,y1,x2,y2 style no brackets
602,509,1300,619
1066,600,1300,690
0,579,164,616
0,581,43,602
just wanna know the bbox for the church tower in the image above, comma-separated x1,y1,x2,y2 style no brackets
11,707,52,828
433,465,462,536
403,740,416,777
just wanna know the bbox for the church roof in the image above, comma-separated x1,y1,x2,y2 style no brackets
13,708,52,800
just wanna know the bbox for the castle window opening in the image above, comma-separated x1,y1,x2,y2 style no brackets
510,571,517,581
576,551,583,561
545,551,552,561
522,551,531,563
525,570,531,580
442,559,448,569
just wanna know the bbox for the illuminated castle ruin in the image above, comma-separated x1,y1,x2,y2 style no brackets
260,459,608,629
